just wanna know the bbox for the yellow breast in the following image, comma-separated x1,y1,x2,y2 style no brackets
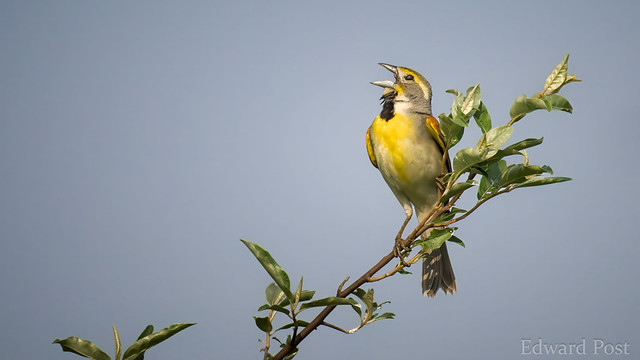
370,113,416,182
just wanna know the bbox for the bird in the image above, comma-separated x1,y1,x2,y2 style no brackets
365,63,456,297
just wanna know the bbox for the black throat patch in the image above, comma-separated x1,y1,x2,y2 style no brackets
379,92,396,121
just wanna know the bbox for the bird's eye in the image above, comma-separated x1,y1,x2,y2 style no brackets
405,75,414,81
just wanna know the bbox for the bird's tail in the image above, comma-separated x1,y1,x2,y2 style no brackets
421,242,456,297
417,206,457,297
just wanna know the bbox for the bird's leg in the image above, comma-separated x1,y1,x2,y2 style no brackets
393,205,413,265
395,212,411,243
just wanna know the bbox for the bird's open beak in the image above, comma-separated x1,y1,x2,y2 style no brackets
370,63,399,89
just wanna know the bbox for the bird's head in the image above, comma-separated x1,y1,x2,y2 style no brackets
371,63,432,115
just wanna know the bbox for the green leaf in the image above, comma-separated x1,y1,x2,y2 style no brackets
241,240,294,302
497,164,551,188
415,228,455,251
455,125,512,176
439,180,478,204
299,297,357,311
254,316,273,333
477,175,490,200
279,290,315,306
445,89,459,95
543,53,569,95
293,277,303,310
512,176,572,188
477,125,513,159
370,312,395,321
461,84,481,115
132,325,154,360
473,102,492,133
565,74,581,84
452,146,482,174
480,138,543,167
352,288,367,301
433,208,468,224
439,113,464,148
448,235,465,248
122,323,196,360
504,137,544,152
361,289,375,315
266,282,285,306
350,301,363,317
450,85,481,127
136,326,154,340
448,116,468,129
510,53,580,122
52,337,111,360
450,94,471,127
541,94,573,113
271,336,283,345
274,320,310,333
433,211,455,223
509,95,548,123
477,160,507,199
258,304,291,315
113,325,121,360
561,74,582,88
509,93,573,123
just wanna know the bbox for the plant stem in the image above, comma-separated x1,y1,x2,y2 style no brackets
272,249,397,359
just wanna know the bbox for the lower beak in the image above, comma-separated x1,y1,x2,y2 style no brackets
370,80,396,89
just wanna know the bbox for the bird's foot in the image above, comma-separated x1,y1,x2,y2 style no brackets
393,237,411,266
436,176,446,194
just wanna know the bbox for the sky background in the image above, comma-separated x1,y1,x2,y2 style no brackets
1,1,639,359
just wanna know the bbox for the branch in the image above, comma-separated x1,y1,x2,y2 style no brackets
272,173,527,359
368,253,421,282
437,186,513,228
273,250,396,359
273,195,455,359
320,321,352,334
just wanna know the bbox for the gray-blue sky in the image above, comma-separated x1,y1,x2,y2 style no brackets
1,1,639,359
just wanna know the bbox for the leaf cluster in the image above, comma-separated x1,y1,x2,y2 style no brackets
242,240,394,360
53,323,195,360
425,54,578,246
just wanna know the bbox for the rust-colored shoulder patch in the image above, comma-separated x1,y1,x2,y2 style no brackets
425,115,451,173
425,115,446,153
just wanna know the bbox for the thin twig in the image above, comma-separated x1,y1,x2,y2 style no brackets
321,321,351,334
437,187,512,228
368,253,422,282
337,276,350,295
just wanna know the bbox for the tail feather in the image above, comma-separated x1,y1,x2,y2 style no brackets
422,242,457,297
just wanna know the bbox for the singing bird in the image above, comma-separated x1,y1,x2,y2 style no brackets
366,63,456,297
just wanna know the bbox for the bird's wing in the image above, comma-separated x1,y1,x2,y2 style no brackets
365,126,378,168
425,115,451,172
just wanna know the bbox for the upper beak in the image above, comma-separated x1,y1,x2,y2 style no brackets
378,63,399,75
